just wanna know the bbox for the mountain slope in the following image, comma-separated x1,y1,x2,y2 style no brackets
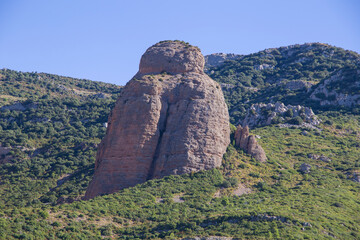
207,43,360,123
0,43,359,239
0,69,121,207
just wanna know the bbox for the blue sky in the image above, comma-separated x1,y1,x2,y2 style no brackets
0,0,359,85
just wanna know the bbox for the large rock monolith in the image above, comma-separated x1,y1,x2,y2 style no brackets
85,41,230,199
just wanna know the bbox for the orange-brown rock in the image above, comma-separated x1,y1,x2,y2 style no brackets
234,125,267,162
85,41,230,199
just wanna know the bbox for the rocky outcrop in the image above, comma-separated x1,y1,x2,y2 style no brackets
300,163,311,174
234,125,267,162
353,173,360,183
85,41,230,199
240,102,320,129
283,80,314,91
204,53,242,69
310,67,360,107
254,64,274,71
0,102,37,111
308,154,331,163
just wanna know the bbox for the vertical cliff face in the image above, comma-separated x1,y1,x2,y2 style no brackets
85,41,230,199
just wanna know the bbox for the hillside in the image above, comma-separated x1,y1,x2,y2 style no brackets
0,43,360,239
207,43,360,123
0,69,121,207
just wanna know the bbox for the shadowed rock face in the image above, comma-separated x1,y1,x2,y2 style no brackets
85,41,230,199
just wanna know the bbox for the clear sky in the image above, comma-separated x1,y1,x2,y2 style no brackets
0,0,359,85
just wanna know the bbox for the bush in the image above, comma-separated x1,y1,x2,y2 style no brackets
38,210,49,219
324,120,333,125
100,225,113,236
52,221,61,227
285,109,294,118
222,180,232,188
228,177,239,187
288,116,303,125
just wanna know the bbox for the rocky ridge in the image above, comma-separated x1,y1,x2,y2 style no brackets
85,41,230,199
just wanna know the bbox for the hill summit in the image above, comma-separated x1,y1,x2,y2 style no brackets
85,40,230,199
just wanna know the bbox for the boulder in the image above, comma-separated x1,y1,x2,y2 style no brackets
234,125,267,162
300,163,311,174
352,172,360,183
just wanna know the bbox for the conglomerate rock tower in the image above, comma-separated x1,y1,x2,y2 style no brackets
85,41,230,199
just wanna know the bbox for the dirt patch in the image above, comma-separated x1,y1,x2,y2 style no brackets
48,210,124,228
233,184,252,196
172,193,185,203
213,190,222,198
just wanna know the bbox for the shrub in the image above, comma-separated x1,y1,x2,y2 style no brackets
228,177,239,187
38,210,49,219
324,120,333,125
284,109,294,118
288,116,303,125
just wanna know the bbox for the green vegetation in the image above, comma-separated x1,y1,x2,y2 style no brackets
208,43,360,123
1,115,359,239
0,69,121,207
157,40,199,50
1,43,360,239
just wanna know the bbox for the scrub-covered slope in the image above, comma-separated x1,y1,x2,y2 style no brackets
0,43,359,239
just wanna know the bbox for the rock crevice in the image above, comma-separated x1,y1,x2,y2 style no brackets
147,100,170,180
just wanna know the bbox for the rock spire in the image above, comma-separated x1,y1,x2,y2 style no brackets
85,41,230,199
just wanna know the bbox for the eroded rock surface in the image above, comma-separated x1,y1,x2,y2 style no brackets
234,125,267,162
240,102,320,128
85,41,230,199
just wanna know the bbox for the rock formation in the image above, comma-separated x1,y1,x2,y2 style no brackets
352,172,360,183
240,102,320,129
299,163,311,174
234,125,267,162
283,80,313,91
85,41,230,199
308,154,331,163
204,53,243,69
310,66,360,107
